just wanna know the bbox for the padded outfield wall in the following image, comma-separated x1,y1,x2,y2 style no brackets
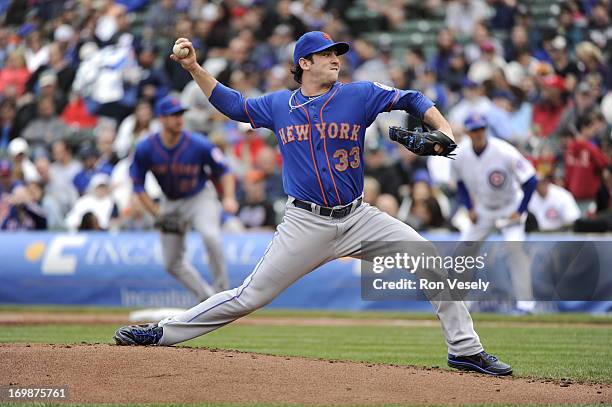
0,231,610,313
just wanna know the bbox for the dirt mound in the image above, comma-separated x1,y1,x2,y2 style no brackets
1,344,609,405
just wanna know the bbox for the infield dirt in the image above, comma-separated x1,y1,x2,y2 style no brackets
1,343,610,405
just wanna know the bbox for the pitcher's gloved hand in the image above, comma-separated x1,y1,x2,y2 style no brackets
389,126,457,158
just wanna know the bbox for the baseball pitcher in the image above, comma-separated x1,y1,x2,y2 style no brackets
116,32,512,376
130,95,238,302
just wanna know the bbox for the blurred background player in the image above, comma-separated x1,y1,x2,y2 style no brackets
453,113,538,313
528,175,581,232
130,95,238,302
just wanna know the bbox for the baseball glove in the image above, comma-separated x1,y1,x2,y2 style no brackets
154,212,187,234
389,126,457,159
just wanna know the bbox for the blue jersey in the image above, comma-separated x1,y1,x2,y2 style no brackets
130,131,228,200
209,80,434,207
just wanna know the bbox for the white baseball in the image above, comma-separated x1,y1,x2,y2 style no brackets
173,44,189,59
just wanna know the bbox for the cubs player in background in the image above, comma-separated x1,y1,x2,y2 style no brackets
453,113,538,313
130,95,238,302
115,32,512,376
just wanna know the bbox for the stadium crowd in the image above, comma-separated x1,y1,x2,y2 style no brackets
0,0,609,233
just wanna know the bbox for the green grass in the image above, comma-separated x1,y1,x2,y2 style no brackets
1,320,610,383
1,306,610,324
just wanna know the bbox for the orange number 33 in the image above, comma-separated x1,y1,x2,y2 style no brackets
333,146,360,171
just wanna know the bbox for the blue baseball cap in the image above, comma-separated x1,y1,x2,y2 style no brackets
157,95,187,116
293,31,349,66
464,113,487,131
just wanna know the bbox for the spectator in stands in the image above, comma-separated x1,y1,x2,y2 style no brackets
375,193,399,218
575,41,607,88
95,3,130,45
532,75,568,137
363,176,381,205
393,147,428,191
33,155,65,230
8,138,38,183
445,0,490,37
145,0,179,38
60,92,99,130
95,121,119,173
528,176,581,231
464,22,502,64
0,99,17,154
48,139,80,217
214,38,254,88
485,90,531,144
0,50,29,96
15,71,61,135
447,79,492,131
564,112,610,205
503,25,531,63
0,159,19,195
26,42,76,104
402,48,427,88
237,170,276,230
1,182,47,230
73,146,102,196
65,173,119,231
574,165,612,233
555,1,586,51
78,212,102,231
135,44,170,102
549,36,579,91
431,29,458,80
468,41,507,84
254,146,284,202
260,0,307,40
364,143,402,201
21,96,68,155
0,28,11,68
586,1,609,50
553,81,600,139
445,50,469,96
408,196,447,231
413,65,448,112
115,99,160,159
353,37,392,85
489,0,519,33
22,29,48,73
400,170,449,230
234,122,266,172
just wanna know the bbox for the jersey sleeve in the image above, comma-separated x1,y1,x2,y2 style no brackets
129,142,150,194
244,93,275,130
507,145,536,184
362,81,402,126
362,81,434,126
209,83,275,130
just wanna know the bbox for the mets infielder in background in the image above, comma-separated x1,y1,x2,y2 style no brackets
115,32,512,376
453,113,538,312
130,95,238,302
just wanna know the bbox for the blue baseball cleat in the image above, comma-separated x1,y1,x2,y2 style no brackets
114,323,163,346
448,351,512,376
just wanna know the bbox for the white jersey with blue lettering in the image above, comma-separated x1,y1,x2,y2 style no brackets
452,136,535,217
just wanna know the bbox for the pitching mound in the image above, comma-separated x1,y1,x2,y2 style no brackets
1,344,609,405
